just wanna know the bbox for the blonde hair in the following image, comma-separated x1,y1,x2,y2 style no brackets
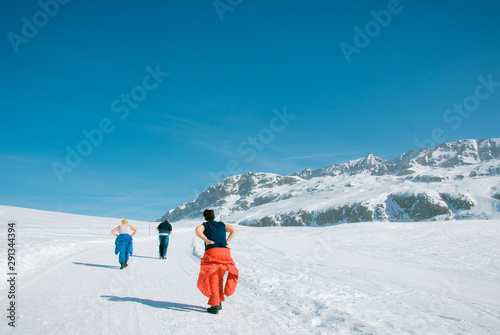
121,218,128,224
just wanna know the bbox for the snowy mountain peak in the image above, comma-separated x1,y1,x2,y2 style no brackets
160,138,500,224
405,138,500,168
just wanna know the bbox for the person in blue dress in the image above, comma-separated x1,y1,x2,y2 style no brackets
111,218,138,269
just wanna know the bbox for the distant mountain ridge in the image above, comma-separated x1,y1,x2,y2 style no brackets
160,138,500,225
291,138,500,179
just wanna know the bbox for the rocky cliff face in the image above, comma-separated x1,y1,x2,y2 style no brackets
162,173,302,221
159,138,500,225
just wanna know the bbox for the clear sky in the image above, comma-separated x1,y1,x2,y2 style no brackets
1,0,499,220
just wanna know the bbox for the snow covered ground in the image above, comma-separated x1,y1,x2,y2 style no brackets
1,205,500,334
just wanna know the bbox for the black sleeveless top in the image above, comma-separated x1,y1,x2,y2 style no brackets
202,220,227,250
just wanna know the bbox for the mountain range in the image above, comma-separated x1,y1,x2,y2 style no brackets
159,138,500,226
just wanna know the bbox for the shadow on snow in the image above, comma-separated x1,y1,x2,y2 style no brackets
73,262,118,269
101,295,206,313
130,255,161,260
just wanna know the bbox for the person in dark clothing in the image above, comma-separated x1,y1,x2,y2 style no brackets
156,219,172,259
195,209,238,314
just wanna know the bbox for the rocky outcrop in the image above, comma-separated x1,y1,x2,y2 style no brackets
253,194,280,207
440,193,475,211
413,175,447,183
469,159,500,177
386,192,451,221
240,203,375,227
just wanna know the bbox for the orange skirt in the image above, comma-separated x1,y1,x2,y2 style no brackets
197,248,239,300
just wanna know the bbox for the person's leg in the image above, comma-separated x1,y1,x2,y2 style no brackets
164,242,169,258
121,240,130,267
118,242,126,267
125,242,130,262
163,236,169,258
218,268,226,304
214,268,226,310
159,236,164,258
207,270,221,307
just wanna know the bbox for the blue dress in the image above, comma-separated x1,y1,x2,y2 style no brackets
114,234,133,263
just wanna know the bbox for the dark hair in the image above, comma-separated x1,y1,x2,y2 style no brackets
203,209,215,221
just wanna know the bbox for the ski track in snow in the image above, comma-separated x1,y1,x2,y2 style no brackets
1,206,500,334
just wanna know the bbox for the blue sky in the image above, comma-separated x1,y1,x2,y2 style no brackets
1,0,499,221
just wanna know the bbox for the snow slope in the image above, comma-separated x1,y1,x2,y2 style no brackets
1,205,500,334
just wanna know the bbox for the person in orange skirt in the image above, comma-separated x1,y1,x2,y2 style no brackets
195,209,238,314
